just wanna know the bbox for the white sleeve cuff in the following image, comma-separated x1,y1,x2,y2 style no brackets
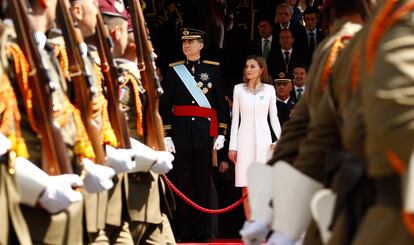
14,157,50,206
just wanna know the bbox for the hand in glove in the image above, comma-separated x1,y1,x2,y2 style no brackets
82,158,116,193
106,145,136,173
239,220,270,245
164,137,176,153
213,135,226,150
0,132,11,156
38,174,83,213
267,231,295,245
151,151,174,174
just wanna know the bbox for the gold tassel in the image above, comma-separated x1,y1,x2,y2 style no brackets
101,99,118,147
0,72,30,159
15,137,29,158
69,101,96,160
74,140,96,160
92,63,119,147
103,127,118,147
55,46,70,79
8,134,17,150
121,74,144,137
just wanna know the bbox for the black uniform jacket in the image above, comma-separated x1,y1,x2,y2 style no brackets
160,59,229,149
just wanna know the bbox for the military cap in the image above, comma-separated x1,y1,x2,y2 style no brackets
98,0,128,20
180,27,206,40
274,78,292,84
274,70,293,83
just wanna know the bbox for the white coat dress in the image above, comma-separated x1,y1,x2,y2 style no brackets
229,83,282,187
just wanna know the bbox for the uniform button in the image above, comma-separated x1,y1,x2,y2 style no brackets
192,117,195,121
191,101,195,104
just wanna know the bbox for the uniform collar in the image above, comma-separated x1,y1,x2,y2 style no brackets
186,59,201,66
277,96,290,103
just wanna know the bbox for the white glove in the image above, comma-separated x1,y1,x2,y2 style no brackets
240,220,270,245
82,158,116,193
105,145,136,173
0,132,11,156
15,157,83,210
164,137,176,153
267,231,295,245
213,135,226,150
151,151,174,174
38,174,83,213
130,138,159,172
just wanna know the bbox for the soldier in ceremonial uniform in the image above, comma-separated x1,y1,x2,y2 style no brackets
0,18,82,245
278,1,414,244
115,13,176,245
96,1,175,244
95,0,134,243
63,0,141,243
0,18,31,245
160,27,229,242
352,0,414,244
4,0,118,244
264,15,374,245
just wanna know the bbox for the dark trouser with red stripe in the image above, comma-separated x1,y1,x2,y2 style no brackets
168,147,212,241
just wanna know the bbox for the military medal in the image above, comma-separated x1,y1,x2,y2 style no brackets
198,73,211,94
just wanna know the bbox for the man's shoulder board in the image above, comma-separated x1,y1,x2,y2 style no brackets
169,60,185,67
203,60,220,66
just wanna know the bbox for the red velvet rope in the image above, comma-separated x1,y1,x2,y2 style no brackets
162,174,247,214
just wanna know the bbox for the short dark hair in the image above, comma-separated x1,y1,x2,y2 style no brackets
258,18,273,28
303,6,320,18
279,28,293,37
293,64,308,72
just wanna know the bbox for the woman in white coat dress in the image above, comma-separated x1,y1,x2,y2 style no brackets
228,55,282,219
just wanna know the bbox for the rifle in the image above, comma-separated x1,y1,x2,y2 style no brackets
55,0,105,163
126,0,166,151
8,0,73,174
94,13,132,149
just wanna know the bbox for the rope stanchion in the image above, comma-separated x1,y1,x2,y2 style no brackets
162,174,247,214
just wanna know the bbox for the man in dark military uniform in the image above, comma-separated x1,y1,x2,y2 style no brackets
274,77,296,127
160,27,229,242
96,0,135,243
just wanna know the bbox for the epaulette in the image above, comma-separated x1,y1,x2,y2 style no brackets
203,60,220,66
169,60,185,67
